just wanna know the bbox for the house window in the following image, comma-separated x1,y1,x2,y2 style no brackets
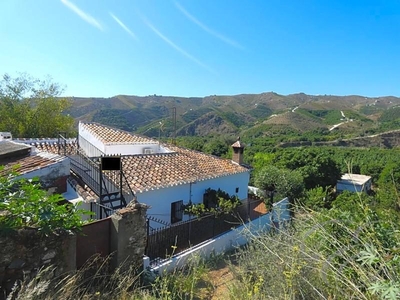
235,187,239,193
171,200,183,224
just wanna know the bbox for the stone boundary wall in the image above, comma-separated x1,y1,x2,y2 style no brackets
0,202,148,298
0,230,76,297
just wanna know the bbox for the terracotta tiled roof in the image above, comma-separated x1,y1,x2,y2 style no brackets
13,138,77,156
67,176,98,202
122,144,249,193
30,140,77,156
0,152,66,176
80,122,157,145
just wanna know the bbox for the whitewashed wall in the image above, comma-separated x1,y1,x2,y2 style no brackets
78,123,106,156
78,123,172,156
336,180,372,193
104,143,171,156
138,171,250,228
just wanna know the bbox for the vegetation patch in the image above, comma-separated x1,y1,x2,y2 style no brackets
0,170,88,235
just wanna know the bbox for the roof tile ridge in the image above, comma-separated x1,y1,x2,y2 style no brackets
84,121,158,143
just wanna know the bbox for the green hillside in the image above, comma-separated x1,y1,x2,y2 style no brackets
66,93,400,143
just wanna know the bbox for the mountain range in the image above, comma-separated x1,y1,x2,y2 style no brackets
66,92,400,142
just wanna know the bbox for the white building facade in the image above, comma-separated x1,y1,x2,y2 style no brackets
77,122,251,227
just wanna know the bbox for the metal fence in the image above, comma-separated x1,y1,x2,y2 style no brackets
145,198,266,260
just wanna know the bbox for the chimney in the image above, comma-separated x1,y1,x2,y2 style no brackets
231,137,245,165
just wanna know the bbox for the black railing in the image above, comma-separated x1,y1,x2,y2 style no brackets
145,212,245,260
90,202,116,219
145,198,268,260
58,133,136,218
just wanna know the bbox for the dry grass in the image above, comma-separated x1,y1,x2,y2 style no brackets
7,201,400,299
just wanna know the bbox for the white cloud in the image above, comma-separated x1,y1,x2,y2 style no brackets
110,12,138,40
141,15,215,73
61,0,103,31
174,1,243,50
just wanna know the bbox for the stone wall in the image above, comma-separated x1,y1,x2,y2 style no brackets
0,201,148,298
110,202,148,271
0,229,76,297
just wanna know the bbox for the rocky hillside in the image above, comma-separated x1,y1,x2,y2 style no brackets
66,93,400,141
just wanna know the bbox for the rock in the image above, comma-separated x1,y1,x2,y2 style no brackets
42,250,56,261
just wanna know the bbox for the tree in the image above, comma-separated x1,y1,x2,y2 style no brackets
0,73,74,138
203,138,229,157
302,186,333,210
0,168,87,235
254,165,304,206
277,148,341,189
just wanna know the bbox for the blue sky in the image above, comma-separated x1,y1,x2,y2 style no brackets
1,0,399,98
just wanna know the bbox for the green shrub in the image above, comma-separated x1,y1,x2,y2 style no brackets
0,169,89,235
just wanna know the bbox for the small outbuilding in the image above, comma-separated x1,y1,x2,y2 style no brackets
336,173,372,193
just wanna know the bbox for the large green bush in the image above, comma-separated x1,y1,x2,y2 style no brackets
0,169,88,235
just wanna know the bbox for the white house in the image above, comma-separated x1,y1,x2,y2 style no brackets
77,122,251,228
0,140,70,194
336,173,372,193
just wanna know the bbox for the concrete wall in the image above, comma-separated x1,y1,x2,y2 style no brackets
0,230,76,296
145,198,290,275
138,172,250,228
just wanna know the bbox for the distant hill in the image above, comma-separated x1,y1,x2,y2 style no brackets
66,93,400,141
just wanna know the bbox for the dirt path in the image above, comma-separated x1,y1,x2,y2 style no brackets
207,265,234,299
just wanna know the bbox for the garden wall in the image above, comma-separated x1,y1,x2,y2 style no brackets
0,229,76,297
0,202,148,298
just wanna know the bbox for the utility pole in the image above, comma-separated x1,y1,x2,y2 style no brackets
172,107,177,145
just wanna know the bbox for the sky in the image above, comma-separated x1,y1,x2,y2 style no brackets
0,0,399,98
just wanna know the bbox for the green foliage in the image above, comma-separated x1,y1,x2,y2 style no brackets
181,108,213,123
302,186,333,210
220,111,245,128
297,109,342,125
0,170,88,234
251,152,276,170
247,103,272,120
0,73,74,137
343,110,374,123
185,188,241,217
175,136,208,152
203,138,230,157
229,201,400,299
378,162,400,191
254,165,304,205
379,106,400,123
295,108,322,121
92,109,133,131
274,148,341,189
